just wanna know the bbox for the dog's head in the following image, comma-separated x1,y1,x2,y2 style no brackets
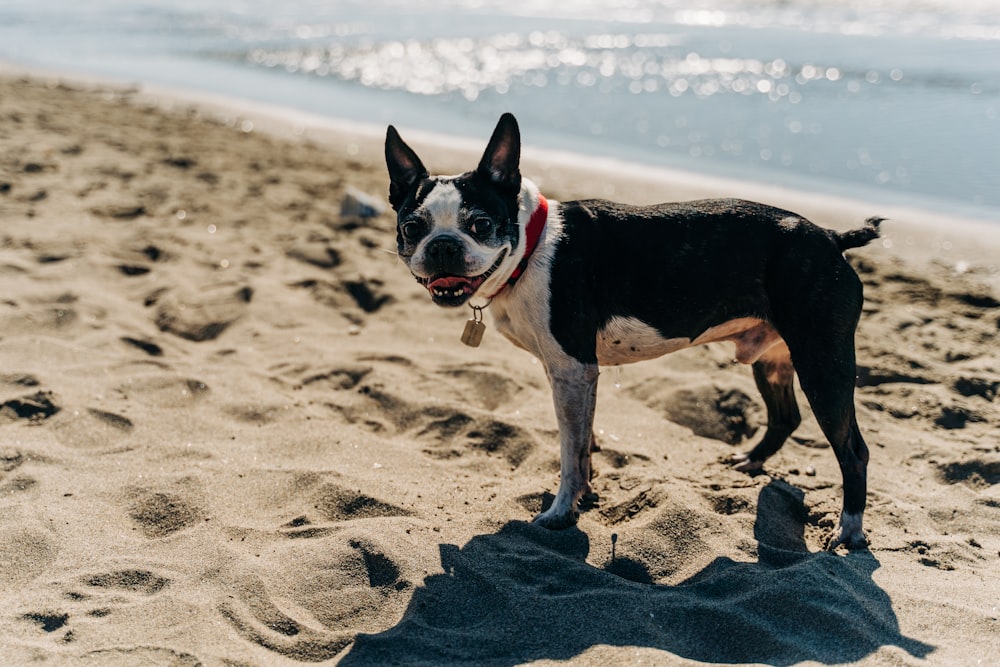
385,113,531,307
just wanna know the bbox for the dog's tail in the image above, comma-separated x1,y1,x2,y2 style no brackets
836,217,884,251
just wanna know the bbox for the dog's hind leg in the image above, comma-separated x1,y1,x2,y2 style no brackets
800,376,869,550
766,247,870,550
732,342,801,472
784,328,870,550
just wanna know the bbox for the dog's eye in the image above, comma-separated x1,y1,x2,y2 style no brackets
469,218,493,237
400,219,426,241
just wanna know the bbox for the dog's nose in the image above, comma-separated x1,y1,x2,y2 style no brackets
426,235,464,262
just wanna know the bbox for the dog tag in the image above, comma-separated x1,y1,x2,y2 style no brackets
461,305,486,347
461,318,486,347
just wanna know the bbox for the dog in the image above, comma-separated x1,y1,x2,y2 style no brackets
385,113,880,550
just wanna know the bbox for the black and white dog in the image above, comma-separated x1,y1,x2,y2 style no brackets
385,113,880,550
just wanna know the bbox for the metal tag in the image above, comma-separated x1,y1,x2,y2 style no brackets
461,318,486,347
461,304,487,347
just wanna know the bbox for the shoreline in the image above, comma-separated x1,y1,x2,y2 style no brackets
4,60,998,291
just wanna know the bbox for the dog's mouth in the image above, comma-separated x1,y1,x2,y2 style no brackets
415,249,507,307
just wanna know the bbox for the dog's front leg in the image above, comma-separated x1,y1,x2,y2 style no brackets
533,361,599,529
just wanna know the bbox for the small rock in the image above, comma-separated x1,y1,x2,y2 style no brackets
340,187,386,220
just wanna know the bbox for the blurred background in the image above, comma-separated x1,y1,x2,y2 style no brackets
1,0,997,221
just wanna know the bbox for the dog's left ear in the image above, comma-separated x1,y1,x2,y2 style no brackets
477,113,521,193
385,125,429,211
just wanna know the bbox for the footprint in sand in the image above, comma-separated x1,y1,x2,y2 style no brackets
630,379,762,445
855,360,937,388
219,534,411,663
153,284,252,342
0,292,82,336
595,447,651,470
706,492,755,517
268,362,372,392
903,540,971,572
209,472,420,662
327,368,537,469
286,240,342,269
934,404,987,429
0,390,60,423
310,482,414,523
288,276,393,319
0,469,37,495
0,447,24,473
19,562,197,664
953,376,999,401
934,459,1000,490
125,488,204,538
44,567,174,624
82,568,172,595
50,407,134,450
234,481,413,540
594,486,663,526
0,526,59,594
434,366,524,411
0,373,41,389
112,240,167,279
117,375,210,408
415,411,536,469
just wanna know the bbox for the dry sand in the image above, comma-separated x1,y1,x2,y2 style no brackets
1,72,998,666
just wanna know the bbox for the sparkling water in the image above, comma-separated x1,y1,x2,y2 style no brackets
2,0,997,220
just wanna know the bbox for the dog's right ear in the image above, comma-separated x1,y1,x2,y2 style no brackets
385,125,428,211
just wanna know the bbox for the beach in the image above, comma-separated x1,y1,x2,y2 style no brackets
1,71,998,665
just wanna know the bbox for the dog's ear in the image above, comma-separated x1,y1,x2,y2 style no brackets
385,125,428,211
477,113,521,193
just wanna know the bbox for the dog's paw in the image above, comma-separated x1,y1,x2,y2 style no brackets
827,530,869,551
827,512,869,551
532,508,579,530
728,452,764,473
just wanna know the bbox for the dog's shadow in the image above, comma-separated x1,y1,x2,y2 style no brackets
339,481,933,666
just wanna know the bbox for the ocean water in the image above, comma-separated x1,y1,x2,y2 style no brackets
1,0,998,221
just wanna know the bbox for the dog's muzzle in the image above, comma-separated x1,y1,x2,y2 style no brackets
415,248,507,307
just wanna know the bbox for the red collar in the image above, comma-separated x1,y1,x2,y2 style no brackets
489,194,548,299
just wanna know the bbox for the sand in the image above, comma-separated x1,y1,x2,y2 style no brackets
0,71,998,666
